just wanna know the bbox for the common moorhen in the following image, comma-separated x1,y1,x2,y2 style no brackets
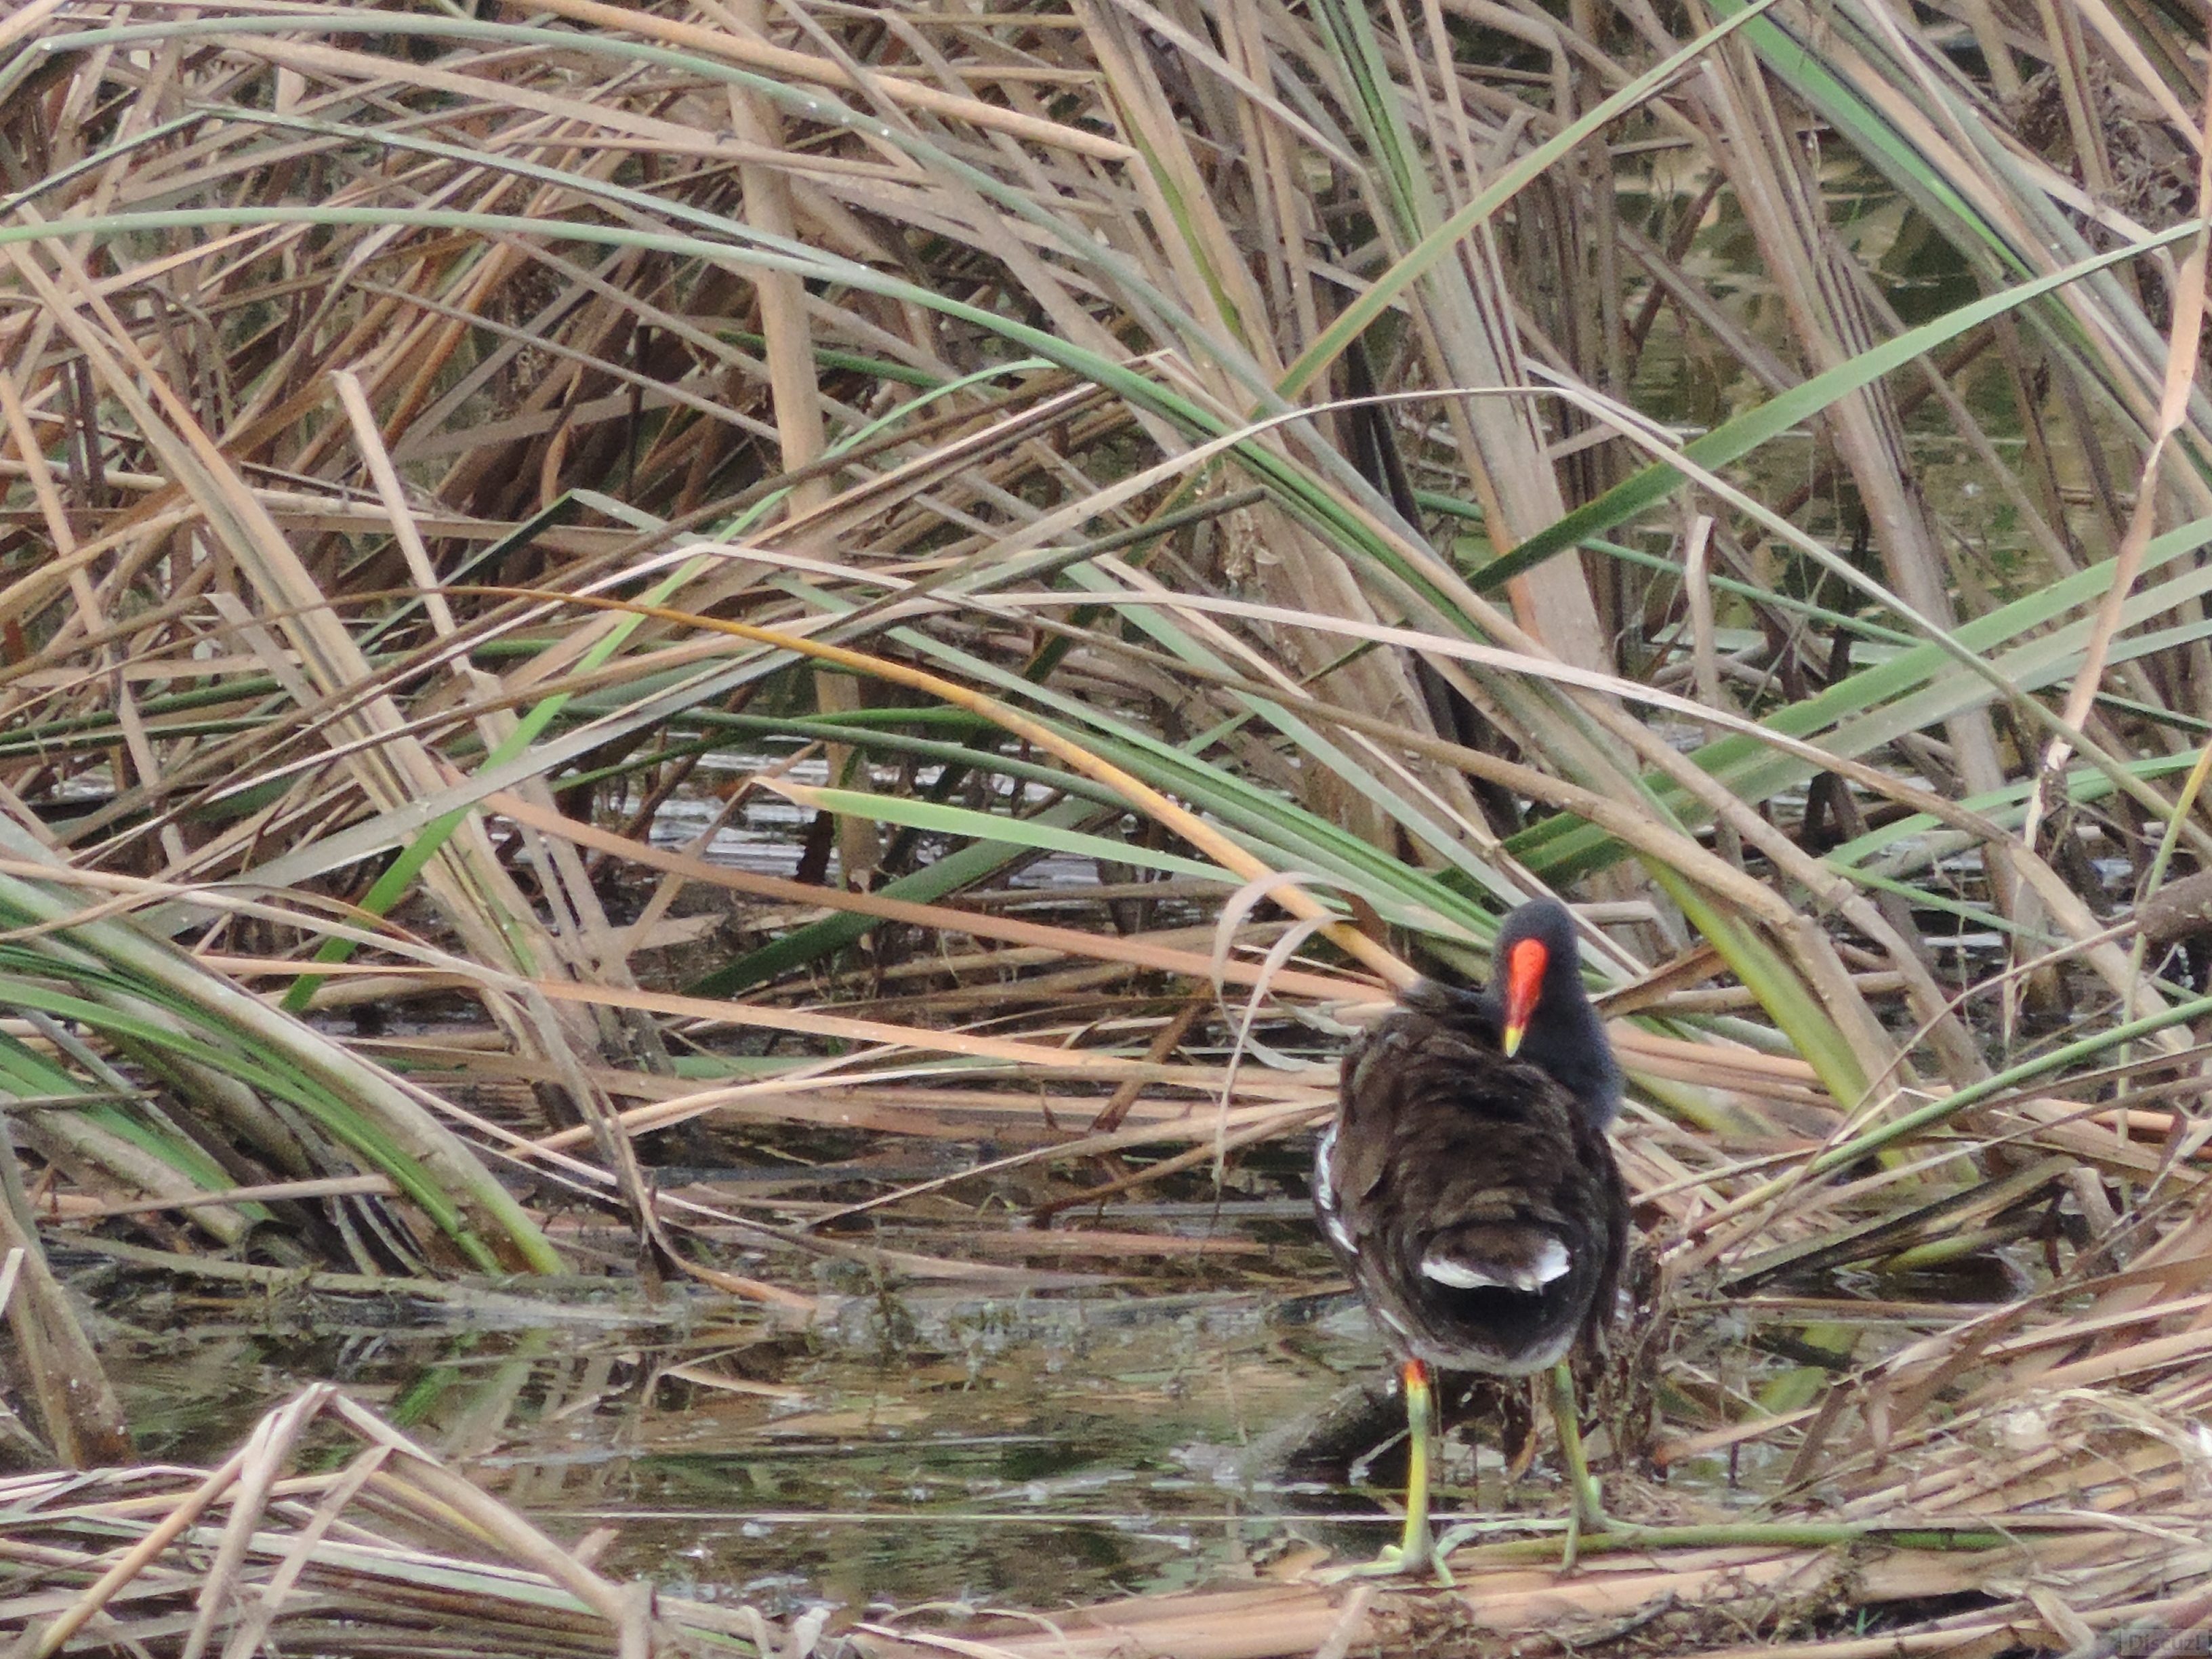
1313,897,1629,1574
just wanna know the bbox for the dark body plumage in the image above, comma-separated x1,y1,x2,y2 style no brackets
1315,902,1627,1378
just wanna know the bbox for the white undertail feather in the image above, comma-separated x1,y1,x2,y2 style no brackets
1420,1236,1570,1293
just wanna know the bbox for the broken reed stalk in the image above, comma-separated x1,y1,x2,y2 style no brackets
1444,1520,2013,1565
0,1114,129,1467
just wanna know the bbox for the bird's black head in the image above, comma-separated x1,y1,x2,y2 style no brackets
1490,898,1620,1129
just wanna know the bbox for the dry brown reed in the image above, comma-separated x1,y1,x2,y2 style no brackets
5,0,2212,1649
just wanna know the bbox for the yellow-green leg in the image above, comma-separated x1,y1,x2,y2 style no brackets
1547,1359,1608,1566
1317,1358,1442,1581
1398,1358,1438,1571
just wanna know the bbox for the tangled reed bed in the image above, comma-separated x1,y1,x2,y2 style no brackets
6,0,2212,1650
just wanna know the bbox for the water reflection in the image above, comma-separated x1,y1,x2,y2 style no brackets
76,1165,2007,1612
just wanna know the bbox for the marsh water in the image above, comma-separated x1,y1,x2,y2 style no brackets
71,1156,2011,1619
87,1221,1395,1611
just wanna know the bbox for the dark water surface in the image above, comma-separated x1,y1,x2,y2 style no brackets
69,1137,2017,1618
81,1209,1414,1614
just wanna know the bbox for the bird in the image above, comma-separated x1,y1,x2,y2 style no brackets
1313,897,1629,1576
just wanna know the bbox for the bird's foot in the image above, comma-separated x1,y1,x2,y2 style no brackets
1313,1516,1453,1585
1312,1540,1460,1586
1312,1543,1424,1583
1426,1523,1493,1583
